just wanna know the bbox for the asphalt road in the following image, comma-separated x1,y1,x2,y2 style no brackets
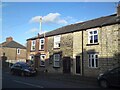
2,69,100,88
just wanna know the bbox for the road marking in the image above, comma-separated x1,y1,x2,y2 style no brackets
13,80,44,88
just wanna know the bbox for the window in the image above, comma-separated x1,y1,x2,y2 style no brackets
40,55,46,66
30,55,34,61
88,30,98,44
53,54,60,67
31,40,36,50
39,38,45,50
88,54,98,68
17,48,20,54
54,35,61,48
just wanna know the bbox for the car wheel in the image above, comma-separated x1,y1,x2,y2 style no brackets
21,72,25,76
99,79,109,88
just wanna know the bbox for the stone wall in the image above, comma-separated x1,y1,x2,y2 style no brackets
73,24,119,77
46,33,73,73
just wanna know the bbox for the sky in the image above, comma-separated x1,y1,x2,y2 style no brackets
1,2,119,46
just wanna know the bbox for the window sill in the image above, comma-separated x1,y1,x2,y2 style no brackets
40,65,45,67
39,49,44,51
30,50,36,52
53,66,60,68
86,43,99,46
88,67,99,69
53,47,60,50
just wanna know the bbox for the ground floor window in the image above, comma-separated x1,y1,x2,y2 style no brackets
40,54,46,66
88,54,98,68
29,55,34,61
53,54,60,67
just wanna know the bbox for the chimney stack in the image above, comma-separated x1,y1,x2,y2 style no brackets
6,37,13,42
117,1,120,16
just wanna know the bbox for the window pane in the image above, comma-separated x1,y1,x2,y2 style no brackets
95,54,98,59
41,61,45,66
54,35,61,48
90,36,93,43
94,35,98,43
41,45,44,50
40,55,45,66
54,61,60,67
54,54,60,67
94,31,97,34
96,59,98,67
90,31,93,34
92,59,94,67
41,40,44,43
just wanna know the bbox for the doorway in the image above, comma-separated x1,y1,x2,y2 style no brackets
63,57,71,73
76,56,81,74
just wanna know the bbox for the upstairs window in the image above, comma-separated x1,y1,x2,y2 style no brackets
54,35,61,48
39,38,45,50
88,54,98,68
88,30,98,44
31,40,36,51
17,48,20,55
53,54,60,67
40,54,46,66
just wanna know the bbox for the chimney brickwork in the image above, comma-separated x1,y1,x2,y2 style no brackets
6,37,13,42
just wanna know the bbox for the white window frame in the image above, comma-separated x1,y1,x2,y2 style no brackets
53,54,60,67
40,54,46,66
54,35,61,48
88,54,98,68
39,38,45,50
31,40,36,50
88,29,98,44
17,48,20,55
29,55,34,61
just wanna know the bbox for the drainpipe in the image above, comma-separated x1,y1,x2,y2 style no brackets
82,30,84,76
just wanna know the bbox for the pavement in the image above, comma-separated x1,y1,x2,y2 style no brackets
36,70,98,86
3,67,98,86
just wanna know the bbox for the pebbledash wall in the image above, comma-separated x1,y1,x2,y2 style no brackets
73,24,120,77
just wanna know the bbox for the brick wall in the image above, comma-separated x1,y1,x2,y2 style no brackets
2,47,26,61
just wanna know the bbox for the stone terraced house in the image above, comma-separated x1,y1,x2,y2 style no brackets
26,4,120,77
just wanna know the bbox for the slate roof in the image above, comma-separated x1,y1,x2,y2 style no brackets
27,14,120,41
1,41,26,49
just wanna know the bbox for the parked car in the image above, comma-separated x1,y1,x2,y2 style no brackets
97,67,120,88
10,62,37,76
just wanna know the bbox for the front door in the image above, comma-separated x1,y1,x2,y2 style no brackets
63,57,71,73
76,56,81,74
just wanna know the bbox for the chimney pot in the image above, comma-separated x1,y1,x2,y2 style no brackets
6,37,13,42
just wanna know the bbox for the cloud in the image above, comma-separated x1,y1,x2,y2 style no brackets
26,28,39,34
29,13,68,25
75,20,84,24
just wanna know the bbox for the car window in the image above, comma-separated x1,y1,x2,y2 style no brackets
21,63,30,68
14,64,22,68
